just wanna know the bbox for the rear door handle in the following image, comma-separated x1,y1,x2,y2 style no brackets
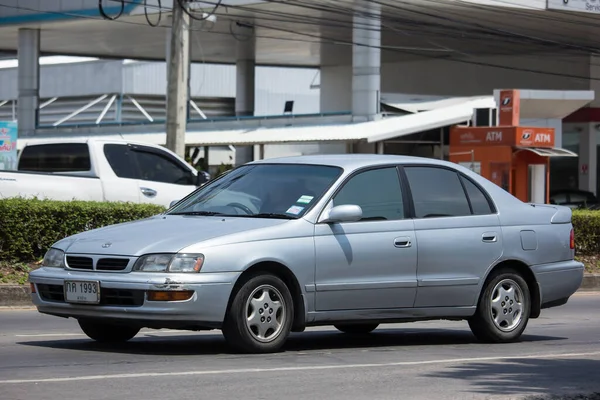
482,232,498,243
394,236,412,248
140,187,157,198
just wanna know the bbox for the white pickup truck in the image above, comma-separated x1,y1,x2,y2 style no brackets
0,138,207,207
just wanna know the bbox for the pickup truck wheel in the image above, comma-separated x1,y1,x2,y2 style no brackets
222,274,293,354
334,323,379,334
468,269,531,343
78,319,140,343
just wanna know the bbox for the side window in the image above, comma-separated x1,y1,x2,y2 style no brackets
133,150,194,185
460,176,493,215
104,144,139,179
332,167,405,221
18,143,91,172
404,166,471,218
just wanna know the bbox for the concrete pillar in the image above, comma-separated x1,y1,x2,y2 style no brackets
579,123,597,195
235,32,256,117
234,30,256,165
17,28,40,137
352,3,381,121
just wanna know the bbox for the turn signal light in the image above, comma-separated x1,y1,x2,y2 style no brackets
570,228,575,250
30,283,36,294
147,290,194,302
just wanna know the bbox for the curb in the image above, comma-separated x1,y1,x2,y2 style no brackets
2,274,599,307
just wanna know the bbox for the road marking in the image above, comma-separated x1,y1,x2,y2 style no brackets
14,329,197,338
1,350,600,384
14,333,85,338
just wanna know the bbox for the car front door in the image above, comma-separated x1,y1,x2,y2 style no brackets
401,165,503,308
314,166,418,311
129,145,198,207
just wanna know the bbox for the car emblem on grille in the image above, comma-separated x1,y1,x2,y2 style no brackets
102,242,112,248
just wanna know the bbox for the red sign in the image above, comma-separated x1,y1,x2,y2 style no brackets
498,89,520,126
581,164,589,174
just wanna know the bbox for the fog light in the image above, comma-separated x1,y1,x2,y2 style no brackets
147,290,194,301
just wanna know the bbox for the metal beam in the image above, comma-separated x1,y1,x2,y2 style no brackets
127,95,154,122
53,94,108,126
96,94,117,124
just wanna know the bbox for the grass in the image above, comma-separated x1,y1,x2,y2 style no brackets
576,255,600,274
0,261,39,285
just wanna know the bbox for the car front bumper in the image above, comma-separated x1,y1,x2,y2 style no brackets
28,267,241,329
531,259,585,308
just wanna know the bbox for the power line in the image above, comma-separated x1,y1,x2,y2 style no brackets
1,1,599,82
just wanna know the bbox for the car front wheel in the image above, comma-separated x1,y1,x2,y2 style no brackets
78,319,140,343
468,268,531,343
222,273,294,354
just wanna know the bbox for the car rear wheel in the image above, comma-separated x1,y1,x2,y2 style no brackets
78,319,140,343
334,323,379,334
222,273,294,354
468,268,531,343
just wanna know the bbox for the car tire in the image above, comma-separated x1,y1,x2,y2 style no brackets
468,268,531,343
334,323,379,334
222,273,294,354
78,319,140,343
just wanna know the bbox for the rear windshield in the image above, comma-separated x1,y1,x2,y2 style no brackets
18,143,91,173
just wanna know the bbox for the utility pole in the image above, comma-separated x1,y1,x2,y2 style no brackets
166,0,190,158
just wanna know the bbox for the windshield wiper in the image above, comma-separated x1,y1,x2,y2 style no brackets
246,213,296,219
170,211,227,216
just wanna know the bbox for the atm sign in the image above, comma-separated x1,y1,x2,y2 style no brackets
517,128,554,147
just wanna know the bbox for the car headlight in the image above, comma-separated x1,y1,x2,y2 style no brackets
132,253,204,273
41,248,65,268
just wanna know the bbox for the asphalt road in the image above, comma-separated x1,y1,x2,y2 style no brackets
0,293,599,400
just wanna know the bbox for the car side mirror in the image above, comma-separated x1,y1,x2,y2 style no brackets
196,172,208,186
320,204,363,223
169,200,179,208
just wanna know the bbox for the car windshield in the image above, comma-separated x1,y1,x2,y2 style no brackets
167,163,343,219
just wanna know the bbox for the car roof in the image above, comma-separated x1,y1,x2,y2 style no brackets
248,154,457,170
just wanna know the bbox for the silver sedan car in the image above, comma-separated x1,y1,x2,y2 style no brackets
28,154,584,353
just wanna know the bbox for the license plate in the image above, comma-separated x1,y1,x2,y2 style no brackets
64,280,100,304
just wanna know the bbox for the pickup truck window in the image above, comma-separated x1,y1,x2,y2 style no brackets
135,150,195,185
104,144,138,179
19,143,91,173
104,143,195,185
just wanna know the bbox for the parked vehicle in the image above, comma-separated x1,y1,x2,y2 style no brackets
549,189,599,210
28,154,584,353
0,139,207,207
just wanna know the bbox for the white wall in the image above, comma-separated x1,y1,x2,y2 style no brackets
321,54,591,113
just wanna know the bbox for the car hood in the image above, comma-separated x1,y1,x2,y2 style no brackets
56,215,290,256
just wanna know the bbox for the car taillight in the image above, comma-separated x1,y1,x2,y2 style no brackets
570,228,575,250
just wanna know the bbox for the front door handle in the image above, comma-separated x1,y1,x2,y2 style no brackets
394,236,412,248
140,187,157,198
482,232,498,243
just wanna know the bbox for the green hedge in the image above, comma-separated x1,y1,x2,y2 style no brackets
0,198,599,264
572,210,600,256
0,198,166,263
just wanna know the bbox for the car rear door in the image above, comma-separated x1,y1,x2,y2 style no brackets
314,165,418,311
400,165,503,308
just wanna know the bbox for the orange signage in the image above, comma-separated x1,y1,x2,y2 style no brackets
450,126,555,148
498,89,520,126
516,127,554,147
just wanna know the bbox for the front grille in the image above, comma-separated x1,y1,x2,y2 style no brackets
66,256,93,270
64,255,133,272
36,284,145,307
97,258,129,271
